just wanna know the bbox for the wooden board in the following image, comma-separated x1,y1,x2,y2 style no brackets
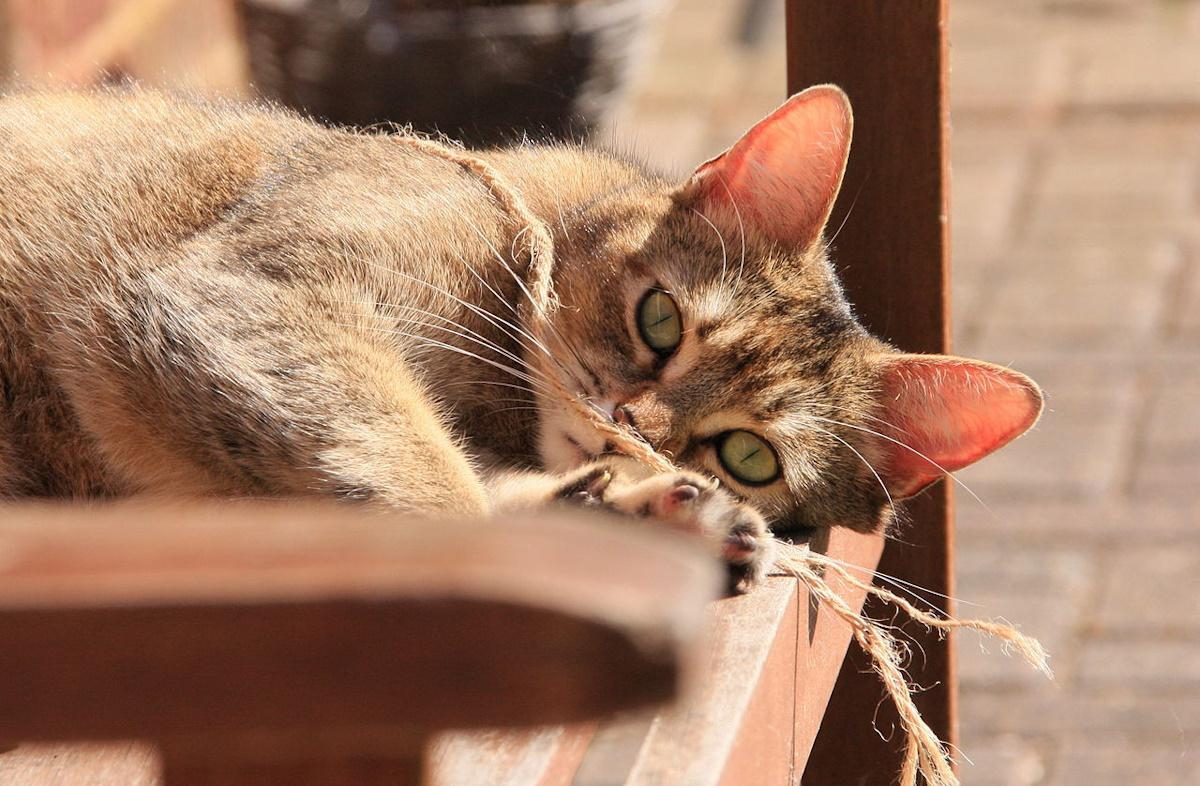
786,1,956,782
0,501,719,780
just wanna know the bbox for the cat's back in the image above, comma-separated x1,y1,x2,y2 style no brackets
0,90,314,273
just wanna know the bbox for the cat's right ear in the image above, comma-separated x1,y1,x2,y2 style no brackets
678,84,853,250
870,354,1045,500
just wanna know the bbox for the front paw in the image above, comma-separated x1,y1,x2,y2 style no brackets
552,464,616,508
606,471,776,594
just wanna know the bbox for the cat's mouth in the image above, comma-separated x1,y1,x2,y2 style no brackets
564,434,598,464
564,433,621,466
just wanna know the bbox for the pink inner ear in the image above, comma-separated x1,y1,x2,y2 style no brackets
877,356,1044,499
689,85,852,249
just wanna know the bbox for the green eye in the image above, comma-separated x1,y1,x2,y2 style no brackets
636,288,682,356
718,431,780,485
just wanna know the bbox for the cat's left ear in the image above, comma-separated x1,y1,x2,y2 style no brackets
871,355,1044,499
679,84,852,250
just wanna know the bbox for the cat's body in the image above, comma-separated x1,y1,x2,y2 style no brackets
0,89,1043,591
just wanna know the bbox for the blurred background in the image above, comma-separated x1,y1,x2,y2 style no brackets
1,1,1197,783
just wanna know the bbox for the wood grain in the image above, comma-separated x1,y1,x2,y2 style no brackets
0,501,719,784
430,725,598,786
786,1,956,782
0,743,158,786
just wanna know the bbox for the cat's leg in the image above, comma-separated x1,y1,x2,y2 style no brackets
490,459,775,593
45,269,489,516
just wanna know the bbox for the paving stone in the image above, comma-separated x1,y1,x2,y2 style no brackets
1171,258,1200,341
952,123,1032,270
1130,367,1200,498
1093,545,1200,637
955,545,1096,687
953,358,1139,499
955,734,1049,786
972,240,1183,350
602,102,710,175
956,500,1200,544
960,685,1200,739
1053,734,1200,786
951,5,1072,115
1075,30,1200,109
1079,641,1200,690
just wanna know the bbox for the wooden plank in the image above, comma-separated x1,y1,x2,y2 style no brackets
0,744,158,786
561,536,886,785
160,751,424,786
791,527,886,772
786,1,956,782
567,579,799,786
429,725,598,786
0,502,719,745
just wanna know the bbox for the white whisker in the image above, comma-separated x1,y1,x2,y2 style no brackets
810,415,990,513
692,207,729,287
810,423,895,510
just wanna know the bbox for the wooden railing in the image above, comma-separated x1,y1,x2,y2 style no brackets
0,504,888,785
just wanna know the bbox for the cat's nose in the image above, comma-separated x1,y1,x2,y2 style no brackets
611,391,672,449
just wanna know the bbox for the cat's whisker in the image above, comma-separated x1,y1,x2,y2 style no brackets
390,315,553,383
552,189,572,244
444,380,538,394
355,266,555,362
402,335,555,393
328,303,553,384
812,400,912,435
489,406,544,416
340,324,554,394
808,423,895,510
809,415,991,513
382,305,550,374
462,219,592,376
821,176,866,257
790,549,981,611
692,208,729,288
712,174,748,297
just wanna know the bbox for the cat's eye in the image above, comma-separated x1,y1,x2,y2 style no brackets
717,430,780,485
636,288,682,356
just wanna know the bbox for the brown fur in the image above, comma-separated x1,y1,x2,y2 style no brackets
0,89,1039,591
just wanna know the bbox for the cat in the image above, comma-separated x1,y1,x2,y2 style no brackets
0,86,1042,592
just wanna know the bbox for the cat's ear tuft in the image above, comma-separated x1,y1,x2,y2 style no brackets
872,355,1044,499
680,84,852,250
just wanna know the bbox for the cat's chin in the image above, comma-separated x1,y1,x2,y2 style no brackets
538,422,613,474
537,429,591,473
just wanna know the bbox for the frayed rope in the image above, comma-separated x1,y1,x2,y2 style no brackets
775,544,1049,786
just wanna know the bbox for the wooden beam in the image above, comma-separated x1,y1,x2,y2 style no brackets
0,502,719,783
785,1,956,782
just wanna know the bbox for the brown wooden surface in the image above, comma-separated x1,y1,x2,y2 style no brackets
0,502,719,783
510,528,881,786
160,752,424,786
787,1,956,782
0,743,158,786
430,725,598,786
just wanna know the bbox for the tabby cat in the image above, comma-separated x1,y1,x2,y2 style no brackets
0,86,1042,591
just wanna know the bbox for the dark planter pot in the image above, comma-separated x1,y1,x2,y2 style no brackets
237,0,661,146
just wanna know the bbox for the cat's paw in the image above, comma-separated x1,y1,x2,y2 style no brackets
551,461,774,593
605,471,776,595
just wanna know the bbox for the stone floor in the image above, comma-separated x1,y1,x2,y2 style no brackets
613,1,1200,784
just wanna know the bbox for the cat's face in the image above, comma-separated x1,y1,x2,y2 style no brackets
532,86,1042,534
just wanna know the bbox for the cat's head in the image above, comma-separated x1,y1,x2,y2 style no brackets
534,85,1042,534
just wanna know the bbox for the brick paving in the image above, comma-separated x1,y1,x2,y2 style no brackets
617,1,1200,783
